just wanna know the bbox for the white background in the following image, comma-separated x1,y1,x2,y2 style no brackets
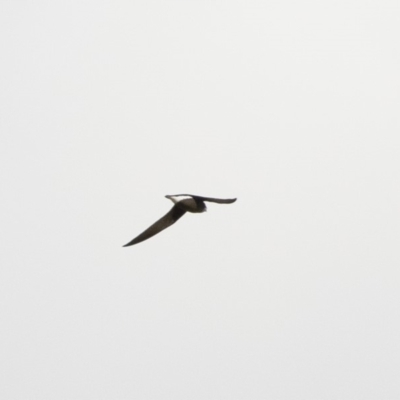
1,1,399,399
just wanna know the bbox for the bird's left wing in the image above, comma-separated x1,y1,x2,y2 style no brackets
123,205,186,247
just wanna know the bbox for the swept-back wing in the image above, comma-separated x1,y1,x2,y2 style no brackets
123,205,186,247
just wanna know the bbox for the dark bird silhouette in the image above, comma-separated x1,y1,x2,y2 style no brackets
123,194,237,247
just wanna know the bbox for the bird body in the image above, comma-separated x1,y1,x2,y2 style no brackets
123,194,236,247
165,195,207,213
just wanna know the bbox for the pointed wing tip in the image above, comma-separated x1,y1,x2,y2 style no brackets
122,241,136,247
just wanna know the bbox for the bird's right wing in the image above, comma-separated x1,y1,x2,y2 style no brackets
123,205,186,247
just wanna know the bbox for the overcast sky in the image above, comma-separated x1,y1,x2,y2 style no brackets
1,1,399,399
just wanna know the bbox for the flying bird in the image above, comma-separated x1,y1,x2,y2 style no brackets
123,194,237,247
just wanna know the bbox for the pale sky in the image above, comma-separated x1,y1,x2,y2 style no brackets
1,1,399,399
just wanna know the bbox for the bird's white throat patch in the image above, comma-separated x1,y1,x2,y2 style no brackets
166,195,193,204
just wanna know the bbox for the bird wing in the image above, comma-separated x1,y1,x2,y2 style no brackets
123,205,186,247
169,194,237,204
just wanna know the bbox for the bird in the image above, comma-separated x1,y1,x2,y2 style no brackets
123,194,237,247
